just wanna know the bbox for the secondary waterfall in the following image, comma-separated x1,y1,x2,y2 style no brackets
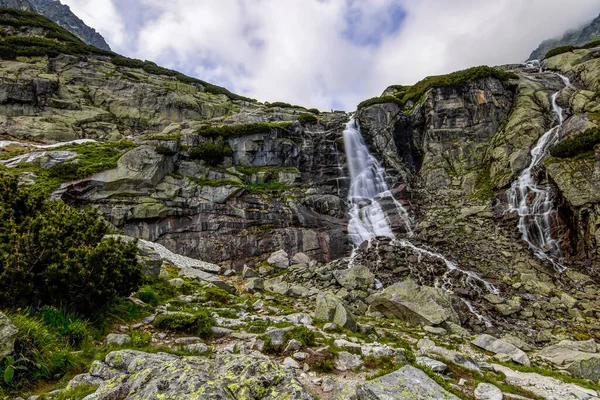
343,119,497,325
506,74,570,272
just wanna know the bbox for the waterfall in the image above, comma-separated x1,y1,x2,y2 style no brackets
506,74,570,272
344,120,411,245
343,119,497,325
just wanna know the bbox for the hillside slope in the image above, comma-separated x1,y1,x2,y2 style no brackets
0,0,111,49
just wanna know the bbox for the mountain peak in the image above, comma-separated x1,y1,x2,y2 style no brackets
528,12,600,60
0,0,110,50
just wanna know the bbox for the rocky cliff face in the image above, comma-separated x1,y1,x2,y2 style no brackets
528,13,600,61
0,0,111,50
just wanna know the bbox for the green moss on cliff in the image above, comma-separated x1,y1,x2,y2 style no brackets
550,126,600,158
298,113,318,125
545,39,600,59
188,142,233,166
196,122,293,138
358,66,517,110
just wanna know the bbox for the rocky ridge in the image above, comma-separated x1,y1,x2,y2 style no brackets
0,0,111,50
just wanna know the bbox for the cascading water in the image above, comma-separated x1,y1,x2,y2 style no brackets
344,120,412,244
343,119,497,325
507,74,570,272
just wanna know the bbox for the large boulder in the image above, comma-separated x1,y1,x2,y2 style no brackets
0,312,17,360
333,266,375,291
356,365,460,399
472,334,530,366
538,339,598,365
267,250,290,269
66,350,312,399
314,292,357,332
366,278,459,326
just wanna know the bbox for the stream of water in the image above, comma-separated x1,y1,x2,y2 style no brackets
343,120,496,325
506,74,570,272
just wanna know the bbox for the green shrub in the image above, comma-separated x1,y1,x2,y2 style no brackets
286,326,316,347
357,96,404,109
307,108,320,115
47,141,135,181
545,45,576,59
136,286,159,305
196,122,292,139
0,175,142,316
130,330,152,348
3,314,74,390
188,142,233,166
203,287,231,304
550,127,600,158
311,359,333,372
545,40,600,59
154,145,177,155
154,310,213,338
265,101,294,108
298,113,318,125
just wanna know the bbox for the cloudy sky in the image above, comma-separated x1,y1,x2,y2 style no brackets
61,0,600,110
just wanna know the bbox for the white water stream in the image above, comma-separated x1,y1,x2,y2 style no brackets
506,74,570,272
343,120,496,325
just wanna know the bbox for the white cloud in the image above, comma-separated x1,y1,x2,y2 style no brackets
60,0,128,48
58,0,600,110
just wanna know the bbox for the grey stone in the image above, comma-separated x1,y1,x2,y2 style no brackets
168,278,185,286
242,266,258,279
284,313,313,325
66,350,312,399
366,278,459,326
283,357,301,369
472,334,530,366
211,327,234,338
424,326,447,335
314,292,357,332
267,250,290,269
333,266,375,291
334,339,362,354
174,337,202,345
245,278,265,293
105,333,131,346
474,383,503,400
322,377,341,393
183,343,210,354
357,365,460,399
284,339,302,354
567,357,600,382
416,356,448,373
292,252,312,265
0,312,17,360
264,327,293,347
539,339,598,366
334,351,363,371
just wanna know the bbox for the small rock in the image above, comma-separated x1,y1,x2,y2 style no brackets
242,266,259,279
293,352,308,361
174,337,202,345
0,312,18,359
252,300,264,310
284,313,313,325
211,327,233,338
314,292,357,332
323,323,339,332
474,383,503,400
184,343,210,354
284,339,303,353
493,353,513,363
417,356,447,373
282,357,301,369
168,278,185,286
472,334,530,366
105,333,131,346
292,252,311,265
322,377,341,393
334,351,363,371
334,339,362,354
267,250,290,269
424,326,447,335
245,278,264,293
222,269,235,277
264,327,293,347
